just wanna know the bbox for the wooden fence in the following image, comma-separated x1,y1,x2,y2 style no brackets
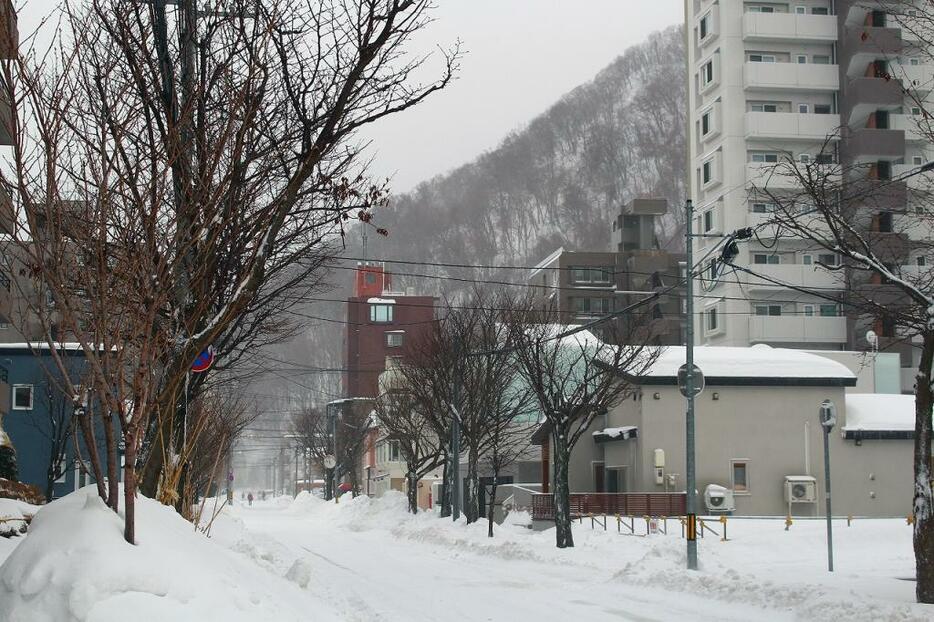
531,492,687,521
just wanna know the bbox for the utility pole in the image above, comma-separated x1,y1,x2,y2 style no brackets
451,338,463,521
685,199,698,571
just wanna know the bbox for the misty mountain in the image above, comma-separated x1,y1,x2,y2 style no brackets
252,25,688,413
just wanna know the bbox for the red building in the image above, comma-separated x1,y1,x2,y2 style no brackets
343,263,437,399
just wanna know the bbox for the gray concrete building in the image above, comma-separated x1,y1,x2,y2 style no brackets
538,345,917,518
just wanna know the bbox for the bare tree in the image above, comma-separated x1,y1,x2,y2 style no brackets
291,405,332,498
0,0,456,543
505,299,657,548
373,377,444,513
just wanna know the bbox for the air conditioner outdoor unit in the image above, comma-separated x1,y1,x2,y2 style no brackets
784,476,817,504
704,484,735,513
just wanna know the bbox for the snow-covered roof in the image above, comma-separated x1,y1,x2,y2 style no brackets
844,393,921,436
0,342,87,351
593,426,638,443
529,247,565,279
367,297,396,305
632,345,856,386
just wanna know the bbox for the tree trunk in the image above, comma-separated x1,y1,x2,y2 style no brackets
406,470,418,514
487,476,498,538
552,430,574,548
914,330,934,603
465,444,480,523
123,432,138,544
104,413,119,512
77,409,107,502
439,451,452,518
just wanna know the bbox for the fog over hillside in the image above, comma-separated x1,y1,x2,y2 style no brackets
249,25,688,418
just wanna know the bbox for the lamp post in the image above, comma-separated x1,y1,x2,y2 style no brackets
820,399,836,572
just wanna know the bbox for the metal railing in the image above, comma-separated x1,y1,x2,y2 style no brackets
531,492,687,521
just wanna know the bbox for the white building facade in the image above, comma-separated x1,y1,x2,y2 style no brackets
685,0,930,380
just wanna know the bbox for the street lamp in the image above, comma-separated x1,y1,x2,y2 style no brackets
819,399,836,572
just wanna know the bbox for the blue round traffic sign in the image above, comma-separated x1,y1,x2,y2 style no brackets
192,346,216,373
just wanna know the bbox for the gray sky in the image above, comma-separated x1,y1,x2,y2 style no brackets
363,0,684,193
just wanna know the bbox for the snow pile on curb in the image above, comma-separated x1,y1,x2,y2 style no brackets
0,487,340,622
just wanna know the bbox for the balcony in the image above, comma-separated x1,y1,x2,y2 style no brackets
890,114,924,142
745,112,840,141
748,316,847,344
744,264,845,292
745,62,839,92
840,128,905,163
845,179,908,212
840,26,903,68
742,12,837,42
746,162,841,190
841,77,904,124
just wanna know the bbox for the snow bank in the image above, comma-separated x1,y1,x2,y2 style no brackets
0,487,340,622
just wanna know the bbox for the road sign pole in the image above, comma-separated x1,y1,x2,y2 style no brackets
685,198,698,571
820,399,836,572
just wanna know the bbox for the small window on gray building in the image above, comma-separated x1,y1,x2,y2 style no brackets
732,460,749,493
13,385,34,410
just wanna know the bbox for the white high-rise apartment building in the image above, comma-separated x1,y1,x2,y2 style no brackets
686,0,929,371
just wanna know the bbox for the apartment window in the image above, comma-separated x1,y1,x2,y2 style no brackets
812,55,831,65
751,202,775,213
573,297,611,315
802,254,813,265
753,254,780,265
751,103,779,113
12,385,34,410
703,210,715,232
755,305,782,316
751,153,779,163
703,161,712,184
878,211,894,233
910,58,921,66
811,7,829,15
917,256,927,267
699,14,709,40
731,460,750,493
570,267,612,285
708,259,720,281
818,254,838,266
385,332,404,348
747,6,775,13
815,153,834,165
803,304,815,317
702,60,714,86
370,304,394,323
877,160,892,180
819,304,839,317
814,104,832,114
912,107,923,116
707,307,719,332
798,103,809,114
389,440,401,462
871,10,886,28
913,156,925,166
748,53,777,63
796,55,808,64
799,154,811,164
701,110,711,135
795,6,806,15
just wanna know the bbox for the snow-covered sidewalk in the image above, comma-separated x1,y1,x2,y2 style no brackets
2,489,932,621
218,492,930,621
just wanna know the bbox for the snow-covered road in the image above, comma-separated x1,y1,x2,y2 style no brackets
222,493,932,622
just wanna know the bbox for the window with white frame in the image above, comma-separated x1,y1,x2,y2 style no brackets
703,209,715,232
731,460,750,493
702,59,714,87
751,202,776,213
795,6,806,14
798,103,809,114
754,305,782,316
370,304,394,323
812,55,831,65
699,13,709,40
747,53,777,63
706,307,719,333
12,385,34,410
751,103,779,113
803,304,815,316
751,152,779,163
701,109,712,136
753,253,780,265
385,332,404,348
796,54,807,64
819,304,839,317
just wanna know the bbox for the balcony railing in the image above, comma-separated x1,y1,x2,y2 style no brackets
744,264,845,291
745,112,840,140
531,492,687,521
748,316,847,344
742,12,837,42
744,62,839,91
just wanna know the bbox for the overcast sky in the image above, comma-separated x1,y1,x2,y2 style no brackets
363,1,684,192
19,0,684,193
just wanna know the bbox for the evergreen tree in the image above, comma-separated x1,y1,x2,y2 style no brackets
0,444,17,481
